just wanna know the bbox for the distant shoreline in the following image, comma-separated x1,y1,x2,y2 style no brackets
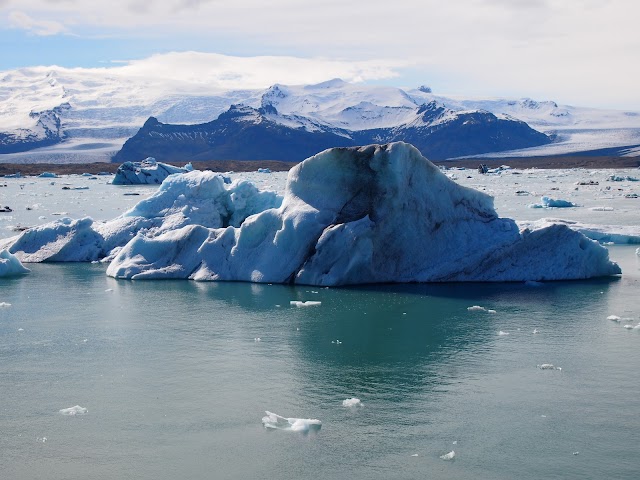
0,155,637,176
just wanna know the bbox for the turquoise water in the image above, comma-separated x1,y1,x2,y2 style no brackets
1,247,639,479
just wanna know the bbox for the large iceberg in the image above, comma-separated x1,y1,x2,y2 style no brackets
3,142,620,285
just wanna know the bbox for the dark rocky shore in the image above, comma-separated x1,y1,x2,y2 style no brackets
0,156,638,177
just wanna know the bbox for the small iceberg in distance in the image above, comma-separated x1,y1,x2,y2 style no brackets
261,411,321,433
59,405,88,416
112,157,193,185
342,398,362,408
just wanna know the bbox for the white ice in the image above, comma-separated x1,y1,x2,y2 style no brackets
537,364,561,370
261,411,321,433
112,157,194,185
3,143,622,286
467,306,487,312
59,405,88,416
0,249,30,277
440,451,456,460
342,398,362,407
290,301,322,307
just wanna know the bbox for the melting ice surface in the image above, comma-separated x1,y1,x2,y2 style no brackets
1,142,624,285
261,411,322,433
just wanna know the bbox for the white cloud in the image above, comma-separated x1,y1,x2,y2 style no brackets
1,0,640,108
7,10,68,36
85,51,408,90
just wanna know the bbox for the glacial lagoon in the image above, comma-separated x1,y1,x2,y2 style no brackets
1,167,639,479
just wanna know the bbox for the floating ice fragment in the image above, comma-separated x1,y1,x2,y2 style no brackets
573,452,579,456
467,305,486,312
452,441,457,445
440,451,455,461
0,302,11,307
261,411,321,433
498,331,510,336
411,454,419,457
105,288,113,292
533,328,539,334
636,248,640,256
487,309,497,314
342,398,362,408
624,325,634,330
537,364,561,370
254,337,261,342
59,405,88,416
18,328,24,331
290,301,322,307
607,315,621,322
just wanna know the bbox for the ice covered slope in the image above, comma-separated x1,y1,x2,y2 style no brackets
113,142,621,284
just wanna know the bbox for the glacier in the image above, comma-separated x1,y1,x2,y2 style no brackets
3,142,620,285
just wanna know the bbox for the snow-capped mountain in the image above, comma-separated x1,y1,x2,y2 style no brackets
113,100,550,162
1,64,639,163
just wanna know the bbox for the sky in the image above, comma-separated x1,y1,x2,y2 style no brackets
1,0,639,110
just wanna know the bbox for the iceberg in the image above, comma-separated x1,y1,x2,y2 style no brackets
112,157,194,185
0,249,30,277
3,142,621,285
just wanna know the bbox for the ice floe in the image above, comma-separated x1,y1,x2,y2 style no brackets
440,451,456,460
498,331,510,336
0,249,30,276
59,405,88,416
607,315,621,322
537,364,562,370
290,300,322,307
0,301,12,307
261,411,321,433
467,305,487,312
342,398,362,408
529,196,577,208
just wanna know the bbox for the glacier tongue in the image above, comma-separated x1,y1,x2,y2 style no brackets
104,142,620,284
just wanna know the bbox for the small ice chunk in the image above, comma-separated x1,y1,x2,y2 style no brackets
487,309,497,314
254,337,261,342
411,454,419,457
105,288,113,292
467,305,486,312
59,405,88,416
440,451,455,461
261,411,321,433
607,315,621,322
533,328,539,334
573,452,579,456
0,302,11,307
498,331,510,336
537,364,561,370
342,398,362,408
290,300,322,307
18,328,24,331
